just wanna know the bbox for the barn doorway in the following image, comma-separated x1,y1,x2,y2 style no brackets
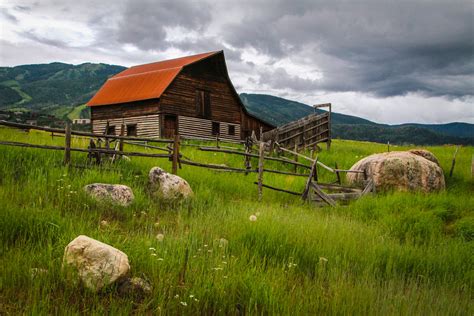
163,115,177,139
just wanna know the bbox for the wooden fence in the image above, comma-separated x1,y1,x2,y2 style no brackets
262,103,331,150
0,119,374,206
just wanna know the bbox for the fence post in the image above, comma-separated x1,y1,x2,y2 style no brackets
64,122,71,166
216,133,220,149
335,162,341,184
449,145,460,177
172,134,180,175
258,142,265,201
119,123,125,152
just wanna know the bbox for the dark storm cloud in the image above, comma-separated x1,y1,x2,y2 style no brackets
221,0,474,97
116,0,212,51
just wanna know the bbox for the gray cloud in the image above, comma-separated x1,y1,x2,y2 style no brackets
222,0,474,97
116,0,212,51
1,8,18,23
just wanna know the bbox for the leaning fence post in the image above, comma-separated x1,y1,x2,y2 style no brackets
172,134,180,175
294,143,298,173
258,142,265,201
449,145,460,177
64,122,71,166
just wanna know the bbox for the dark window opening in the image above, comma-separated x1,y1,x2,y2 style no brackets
195,89,211,118
212,122,220,136
228,125,235,136
127,124,137,136
106,125,115,135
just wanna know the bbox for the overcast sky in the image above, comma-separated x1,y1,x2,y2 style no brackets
1,0,473,124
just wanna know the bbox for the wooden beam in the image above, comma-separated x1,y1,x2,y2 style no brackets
253,182,301,196
302,157,318,201
311,182,337,207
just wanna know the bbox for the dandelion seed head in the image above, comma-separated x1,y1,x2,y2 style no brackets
249,215,257,222
156,233,164,241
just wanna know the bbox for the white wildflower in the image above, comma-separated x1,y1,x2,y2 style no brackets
156,233,164,241
180,301,187,306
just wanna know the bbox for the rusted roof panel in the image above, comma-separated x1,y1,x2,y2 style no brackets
87,51,220,106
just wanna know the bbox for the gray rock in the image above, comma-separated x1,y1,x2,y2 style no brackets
63,235,130,292
347,150,445,192
84,183,134,206
148,167,193,200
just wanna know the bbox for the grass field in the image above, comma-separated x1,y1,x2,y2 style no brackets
0,127,473,315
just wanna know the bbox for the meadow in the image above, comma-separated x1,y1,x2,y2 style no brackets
0,127,473,315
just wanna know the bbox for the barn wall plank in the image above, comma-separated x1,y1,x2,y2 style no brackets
92,114,160,139
178,115,241,141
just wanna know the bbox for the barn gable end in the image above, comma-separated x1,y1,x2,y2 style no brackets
87,51,273,140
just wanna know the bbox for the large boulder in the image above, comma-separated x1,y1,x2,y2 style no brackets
84,184,134,206
148,167,193,200
347,151,445,192
63,235,130,292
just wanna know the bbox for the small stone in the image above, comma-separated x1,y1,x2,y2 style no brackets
84,183,134,206
148,167,193,200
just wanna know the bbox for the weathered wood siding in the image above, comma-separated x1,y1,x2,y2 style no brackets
92,114,160,138
90,100,159,120
241,111,274,139
160,73,241,124
178,116,241,141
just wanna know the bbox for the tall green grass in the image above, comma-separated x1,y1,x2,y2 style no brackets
0,127,473,314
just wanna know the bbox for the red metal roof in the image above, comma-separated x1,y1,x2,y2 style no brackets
87,51,220,106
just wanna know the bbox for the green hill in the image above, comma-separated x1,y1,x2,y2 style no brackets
0,62,125,118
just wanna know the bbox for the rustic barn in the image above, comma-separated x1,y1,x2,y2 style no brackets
87,51,274,140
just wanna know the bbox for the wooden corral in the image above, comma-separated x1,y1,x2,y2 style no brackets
263,103,331,150
87,51,274,141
